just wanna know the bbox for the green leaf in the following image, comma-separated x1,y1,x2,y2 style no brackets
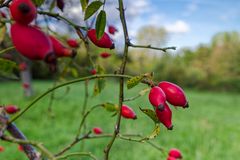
84,1,103,20
101,102,118,112
32,0,45,6
0,25,6,44
49,0,56,11
0,58,17,77
127,75,144,89
80,0,89,11
141,124,160,141
95,10,106,39
139,107,159,123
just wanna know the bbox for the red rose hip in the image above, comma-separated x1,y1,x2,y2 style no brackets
87,29,114,49
149,86,166,111
0,146,4,152
4,105,20,114
158,81,188,108
156,103,173,130
121,105,137,119
108,25,118,35
50,36,76,58
169,148,182,159
9,0,37,25
100,52,111,58
167,156,176,160
93,127,103,134
10,23,56,63
67,39,79,48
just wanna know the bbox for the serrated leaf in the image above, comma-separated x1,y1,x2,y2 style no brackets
95,10,106,39
0,25,6,44
0,58,17,76
84,1,103,20
127,75,144,89
32,0,45,6
139,107,159,123
141,124,160,141
80,0,89,11
102,102,118,112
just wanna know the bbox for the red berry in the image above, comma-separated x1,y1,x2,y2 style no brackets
100,52,111,58
149,86,166,111
90,69,97,75
87,29,114,49
49,36,76,58
156,103,173,130
10,23,56,63
56,0,65,11
18,145,24,152
4,105,20,114
18,62,27,71
93,127,103,134
67,39,79,48
0,146,4,152
108,25,118,35
169,148,182,159
9,0,37,25
158,81,188,108
121,105,137,119
22,83,30,89
167,156,176,160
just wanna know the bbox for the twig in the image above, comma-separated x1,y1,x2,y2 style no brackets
0,46,15,55
55,131,91,156
128,43,176,52
56,152,97,160
8,74,130,123
2,135,56,160
0,0,12,7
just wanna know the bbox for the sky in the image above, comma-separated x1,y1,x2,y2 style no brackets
58,0,240,50
103,0,240,49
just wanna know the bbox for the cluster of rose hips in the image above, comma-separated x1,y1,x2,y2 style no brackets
149,81,188,130
6,0,79,70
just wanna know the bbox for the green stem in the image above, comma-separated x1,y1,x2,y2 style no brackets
0,46,15,55
8,74,132,123
56,152,97,160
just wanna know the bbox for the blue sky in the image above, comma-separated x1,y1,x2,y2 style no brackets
109,0,240,49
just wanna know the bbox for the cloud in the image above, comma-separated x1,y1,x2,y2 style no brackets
165,20,190,33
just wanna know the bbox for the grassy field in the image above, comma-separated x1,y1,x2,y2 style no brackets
0,80,240,160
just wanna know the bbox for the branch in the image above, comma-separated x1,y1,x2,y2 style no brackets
37,11,86,30
128,43,177,52
104,0,130,159
56,152,97,160
1,135,56,160
8,74,137,123
0,0,12,8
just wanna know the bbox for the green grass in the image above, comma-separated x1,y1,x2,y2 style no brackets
0,81,240,160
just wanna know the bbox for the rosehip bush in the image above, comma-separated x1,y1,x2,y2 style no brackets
0,0,188,160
